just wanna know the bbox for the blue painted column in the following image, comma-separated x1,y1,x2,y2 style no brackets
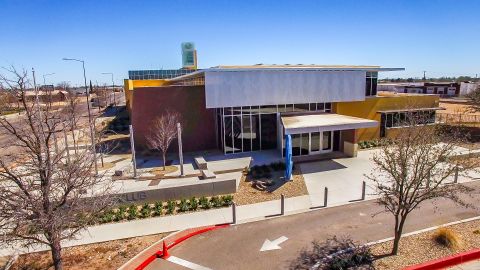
284,134,293,181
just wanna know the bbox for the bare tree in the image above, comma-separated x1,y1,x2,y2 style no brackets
466,85,480,112
366,110,476,255
0,67,115,270
146,111,180,170
61,89,81,151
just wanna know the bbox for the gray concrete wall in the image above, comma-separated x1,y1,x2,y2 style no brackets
116,178,237,204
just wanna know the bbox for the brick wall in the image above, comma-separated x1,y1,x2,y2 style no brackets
131,85,217,153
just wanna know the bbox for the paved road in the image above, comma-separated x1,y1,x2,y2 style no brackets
147,181,480,270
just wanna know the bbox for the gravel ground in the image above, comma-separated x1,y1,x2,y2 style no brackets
234,166,308,205
371,219,480,270
3,233,167,270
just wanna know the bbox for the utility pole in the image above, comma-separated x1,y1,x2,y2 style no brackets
422,71,427,81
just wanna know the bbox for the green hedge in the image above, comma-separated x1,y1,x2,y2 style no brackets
358,139,391,149
97,195,235,224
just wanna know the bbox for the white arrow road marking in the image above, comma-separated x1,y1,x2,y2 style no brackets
260,236,288,251
166,256,213,270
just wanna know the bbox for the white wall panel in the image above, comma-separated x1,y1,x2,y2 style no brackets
205,70,366,108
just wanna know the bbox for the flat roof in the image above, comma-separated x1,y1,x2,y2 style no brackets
377,107,445,113
169,64,405,81
281,113,378,135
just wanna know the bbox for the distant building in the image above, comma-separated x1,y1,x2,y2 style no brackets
459,81,480,96
378,82,460,96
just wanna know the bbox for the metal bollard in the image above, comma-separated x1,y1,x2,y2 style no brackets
324,187,328,207
281,194,285,216
232,202,237,224
361,181,366,200
454,166,458,183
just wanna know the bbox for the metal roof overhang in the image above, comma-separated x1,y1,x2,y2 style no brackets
281,113,379,135
168,67,405,82
377,107,445,113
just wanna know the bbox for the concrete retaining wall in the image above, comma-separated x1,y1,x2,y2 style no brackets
117,177,237,204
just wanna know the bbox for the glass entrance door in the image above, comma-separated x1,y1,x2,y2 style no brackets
309,131,333,155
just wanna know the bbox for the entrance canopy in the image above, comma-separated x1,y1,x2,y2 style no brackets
281,113,378,135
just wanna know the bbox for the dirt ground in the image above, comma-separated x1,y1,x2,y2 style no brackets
439,100,480,116
234,166,308,205
371,219,480,270
3,233,167,270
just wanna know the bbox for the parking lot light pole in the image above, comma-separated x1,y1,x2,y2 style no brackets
62,57,98,175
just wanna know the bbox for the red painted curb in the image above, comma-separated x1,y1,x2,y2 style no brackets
403,248,480,270
135,224,230,270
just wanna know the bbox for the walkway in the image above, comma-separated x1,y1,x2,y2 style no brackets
448,259,480,270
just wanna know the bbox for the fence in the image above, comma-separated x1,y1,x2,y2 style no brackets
437,113,480,125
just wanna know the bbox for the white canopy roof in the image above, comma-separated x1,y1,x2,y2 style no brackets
281,113,378,135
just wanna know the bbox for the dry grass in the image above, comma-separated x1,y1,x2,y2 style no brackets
372,219,480,270
150,165,178,176
233,166,308,205
432,227,462,250
4,233,167,270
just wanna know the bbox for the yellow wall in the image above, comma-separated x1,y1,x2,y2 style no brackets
334,95,439,141
124,79,170,114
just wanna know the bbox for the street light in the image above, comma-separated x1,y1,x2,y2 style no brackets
101,72,116,108
62,57,98,175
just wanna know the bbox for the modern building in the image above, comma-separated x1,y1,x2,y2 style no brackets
125,64,440,160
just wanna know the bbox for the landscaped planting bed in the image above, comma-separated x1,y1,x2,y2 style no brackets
234,162,308,205
3,233,167,270
371,219,480,270
96,195,234,224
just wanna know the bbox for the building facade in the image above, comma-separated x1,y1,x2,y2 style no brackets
378,82,460,96
125,65,440,159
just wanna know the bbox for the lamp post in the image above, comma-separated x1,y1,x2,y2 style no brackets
101,72,116,109
62,57,98,175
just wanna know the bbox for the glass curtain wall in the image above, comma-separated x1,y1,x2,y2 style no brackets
217,103,331,154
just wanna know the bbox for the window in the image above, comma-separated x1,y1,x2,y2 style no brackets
365,72,378,96
322,131,332,150
325,103,332,112
382,110,436,129
294,104,310,112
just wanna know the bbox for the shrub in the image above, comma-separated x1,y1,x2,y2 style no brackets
189,197,199,211
260,164,271,173
114,207,126,221
178,199,190,212
100,210,115,224
433,228,461,249
221,195,234,206
140,203,152,218
153,201,163,216
127,204,138,220
199,196,211,209
210,196,223,208
166,200,176,214
289,236,374,270
262,172,272,179
270,161,286,171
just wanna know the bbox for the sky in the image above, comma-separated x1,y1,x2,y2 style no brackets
0,0,479,86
